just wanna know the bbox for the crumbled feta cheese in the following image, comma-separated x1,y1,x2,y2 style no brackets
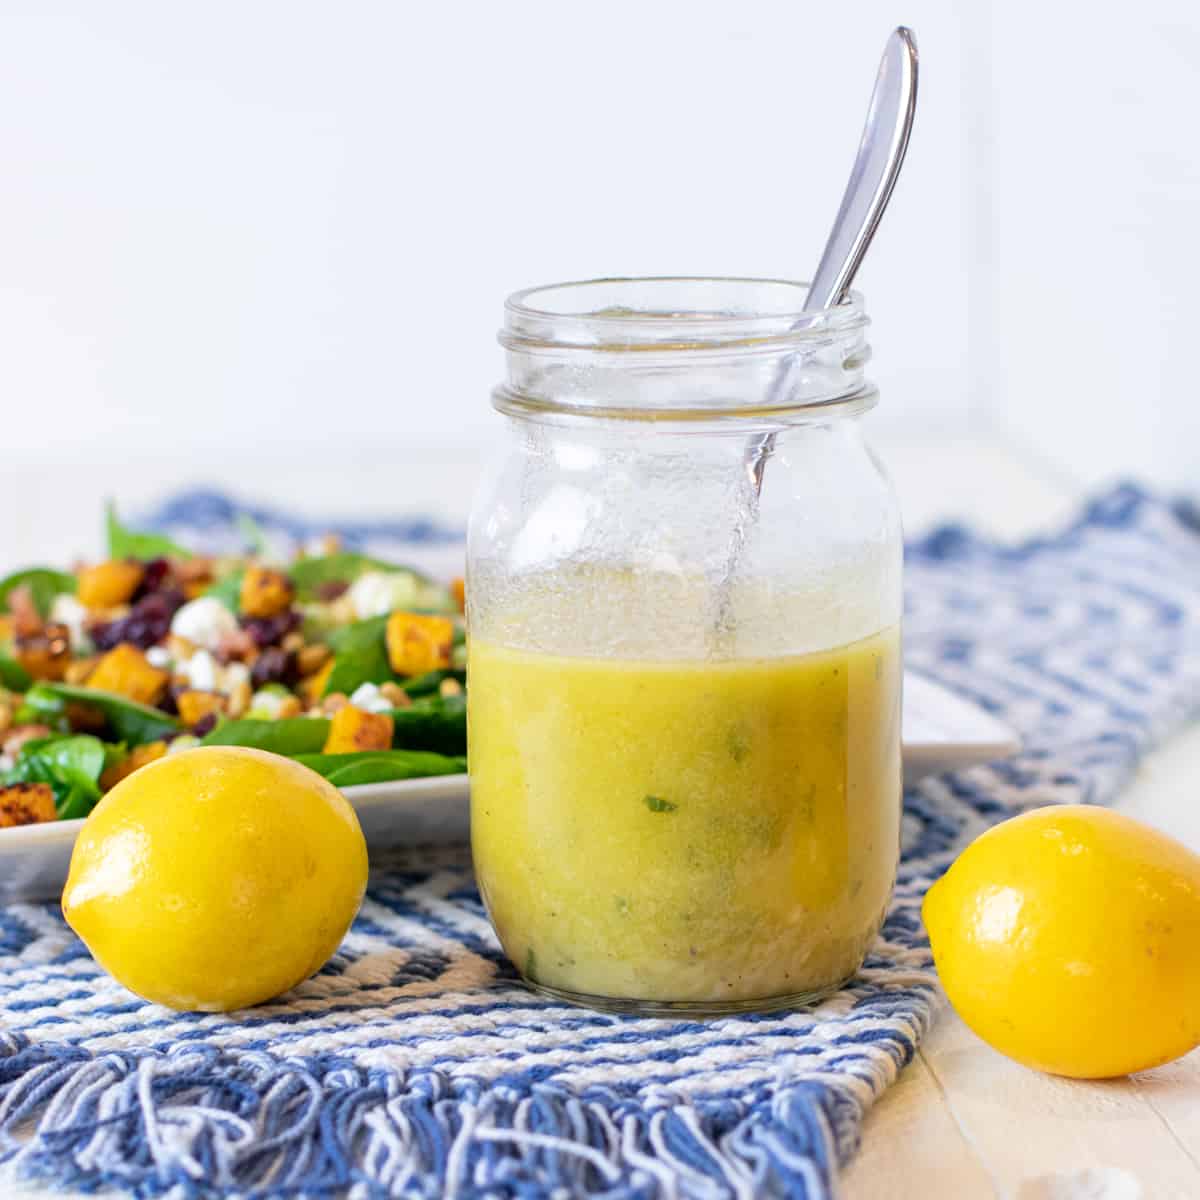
167,736,201,755
175,648,250,696
0,754,12,773
170,596,238,651
349,682,394,714
146,646,173,670
223,662,251,690
347,571,417,620
181,649,219,692
51,594,93,654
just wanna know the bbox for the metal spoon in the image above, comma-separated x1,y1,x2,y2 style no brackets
734,26,919,540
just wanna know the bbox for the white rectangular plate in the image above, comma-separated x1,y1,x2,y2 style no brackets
0,673,1017,903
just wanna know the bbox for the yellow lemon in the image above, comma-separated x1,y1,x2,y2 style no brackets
923,805,1200,1078
63,746,368,1011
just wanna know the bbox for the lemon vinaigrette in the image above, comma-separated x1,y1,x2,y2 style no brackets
469,626,901,1009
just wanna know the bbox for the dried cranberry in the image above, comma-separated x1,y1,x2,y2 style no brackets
158,685,183,716
191,712,218,738
240,609,302,649
92,587,186,651
315,580,350,602
250,647,298,688
133,557,172,600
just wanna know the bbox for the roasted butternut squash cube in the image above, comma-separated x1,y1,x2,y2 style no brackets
87,643,170,705
64,656,98,686
300,658,335,704
0,614,12,643
385,612,454,677
176,690,225,729
99,740,168,791
450,577,466,615
240,566,295,619
15,623,72,681
78,560,144,610
323,704,394,753
0,782,57,827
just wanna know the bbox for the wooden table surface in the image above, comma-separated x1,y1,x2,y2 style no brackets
3,431,1198,1198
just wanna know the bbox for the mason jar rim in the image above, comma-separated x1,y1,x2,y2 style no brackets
501,276,868,353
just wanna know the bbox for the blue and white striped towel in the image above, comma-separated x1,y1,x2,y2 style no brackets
2,484,1199,1199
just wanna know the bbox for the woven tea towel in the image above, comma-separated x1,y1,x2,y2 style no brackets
2,484,1199,1199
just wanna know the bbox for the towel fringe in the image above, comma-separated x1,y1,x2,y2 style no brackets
0,1029,904,1198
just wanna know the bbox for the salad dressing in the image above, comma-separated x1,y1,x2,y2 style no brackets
469,625,901,1005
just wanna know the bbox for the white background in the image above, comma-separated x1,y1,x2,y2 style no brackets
0,0,1196,505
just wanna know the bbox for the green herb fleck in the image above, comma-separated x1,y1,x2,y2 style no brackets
726,726,750,764
644,794,677,813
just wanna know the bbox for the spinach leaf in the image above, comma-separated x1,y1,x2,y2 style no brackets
35,736,107,802
12,700,57,727
322,616,392,697
325,614,389,653
200,717,331,756
293,749,467,787
324,644,393,697
290,552,454,611
390,693,467,756
19,734,107,780
105,501,193,561
4,733,108,818
203,568,245,613
0,656,32,691
399,668,465,698
24,682,179,745
56,783,95,822
0,568,77,619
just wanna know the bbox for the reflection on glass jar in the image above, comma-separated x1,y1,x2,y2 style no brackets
468,278,902,1016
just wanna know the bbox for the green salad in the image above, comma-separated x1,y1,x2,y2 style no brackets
0,505,467,828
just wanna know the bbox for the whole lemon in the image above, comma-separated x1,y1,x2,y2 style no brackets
923,804,1200,1078
63,746,368,1011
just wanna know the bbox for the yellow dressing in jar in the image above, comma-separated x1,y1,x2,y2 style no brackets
469,276,903,1013
469,626,901,1009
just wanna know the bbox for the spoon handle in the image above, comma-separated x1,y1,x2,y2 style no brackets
742,28,918,497
803,26,919,314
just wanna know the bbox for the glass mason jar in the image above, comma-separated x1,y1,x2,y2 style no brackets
467,278,902,1016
